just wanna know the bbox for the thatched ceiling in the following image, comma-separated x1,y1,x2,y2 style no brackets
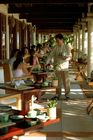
1,0,93,33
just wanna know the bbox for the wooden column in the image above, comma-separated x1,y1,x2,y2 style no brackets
87,13,93,78
0,13,6,60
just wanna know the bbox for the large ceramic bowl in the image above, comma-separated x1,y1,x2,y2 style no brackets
27,110,37,118
0,127,8,136
27,118,39,126
0,112,9,123
42,81,49,87
34,109,41,115
10,115,24,122
37,113,49,122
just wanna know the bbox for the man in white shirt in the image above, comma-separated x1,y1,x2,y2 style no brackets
47,34,71,99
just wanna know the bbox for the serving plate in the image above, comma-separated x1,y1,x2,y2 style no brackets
15,85,34,90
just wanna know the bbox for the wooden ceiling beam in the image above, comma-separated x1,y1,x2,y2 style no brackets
0,2,88,32
19,13,82,19
37,29,73,34
36,24,73,29
0,0,93,4
27,18,77,23
8,4,86,14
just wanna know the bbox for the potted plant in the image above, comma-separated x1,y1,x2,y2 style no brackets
52,75,58,87
47,99,57,120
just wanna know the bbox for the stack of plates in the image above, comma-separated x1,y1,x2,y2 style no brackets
0,104,12,112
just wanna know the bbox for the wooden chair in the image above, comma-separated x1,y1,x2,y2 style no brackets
0,92,21,110
0,63,13,82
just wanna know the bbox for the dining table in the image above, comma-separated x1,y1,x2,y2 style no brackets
0,107,61,140
0,76,59,140
0,81,58,115
0,83,41,115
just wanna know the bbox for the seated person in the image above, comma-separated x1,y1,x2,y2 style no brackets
40,43,50,59
21,46,31,64
12,51,31,78
8,49,20,69
30,49,41,70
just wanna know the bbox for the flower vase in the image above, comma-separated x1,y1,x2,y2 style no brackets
52,80,58,87
47,107,56,120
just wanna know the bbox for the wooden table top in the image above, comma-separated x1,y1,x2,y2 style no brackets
0,82,57,93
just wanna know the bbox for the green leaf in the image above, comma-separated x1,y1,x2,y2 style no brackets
47,99,57,108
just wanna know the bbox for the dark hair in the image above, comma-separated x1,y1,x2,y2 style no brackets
13,51,23,70
29,49,36,65
31,45,36,49
21,47,29,56
10,49,19,58
36,43,42,52
43,42,48,47
55,33,64,40
30,54,34,65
